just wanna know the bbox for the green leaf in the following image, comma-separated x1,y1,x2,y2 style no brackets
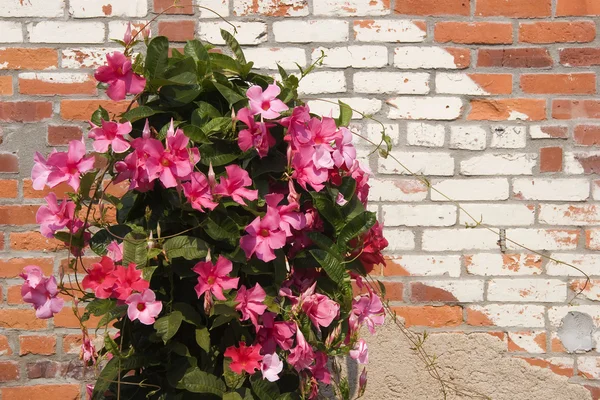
306,231,337,254
338,211,376,247
146,36,170,81
310,249,347,284
213,82,247,106
199,144,240,166
91,106,110,126
377,279,387,298
154,311,183,344
210,53,244,75
121,106,158,123
173,302,204,326
183,125,212,144
163,236,208,260
85,298,116,318
203,214,240,244
202,117,232,135
310,192,344,232
276,64,288,80
174,367,227,396
98,305,127,327
224,394,244,400
224,358,246,390
336,100,352,127
79,171,97,199
160,85,203,107
251,376,280,400
92,355,150,399
220,29,247,64
90,225,131,257
122,232,148,267
185,39,210,62
195,328,210,352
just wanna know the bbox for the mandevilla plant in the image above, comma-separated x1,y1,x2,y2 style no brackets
22,23,391,400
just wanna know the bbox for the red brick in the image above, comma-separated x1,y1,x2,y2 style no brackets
0,205,38,225
392,306,462,327
54,307,101,329
560,48,600,67
394,0,469,16
2,385,80,400
27,361,59,379
0,361,19,382
19,75,96,96
0,153,18,173
468,74,513,94
520,73,596,94
535,126,569,139
519,21,596,44
154,0,193,14
520,358,573,377
19,335,56,355
47,125,83,146
557,0,600,16
476,0,551,17
0,76,13,96
0,258,51,279
553,99,600,119
60,100,130,121
7,285,24,305
435,22,513,44
468,99,546,121
477,48,553,68
0,179,18,198
158,20,196,42
0,101,52,122
575,125,600,145
540,147,563,172
410,283,459,302
0,309,47,330
23,179,72,199
10,231,64,252
0,48,58,70
0,335,12,355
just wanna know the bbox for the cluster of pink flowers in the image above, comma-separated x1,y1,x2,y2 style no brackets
94,51,146,101
20,266,64,319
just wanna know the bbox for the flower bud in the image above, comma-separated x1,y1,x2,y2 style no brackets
142,25,151,41
325,324,341,348
208,162,216,189
358,368,367,397
123,22,133,46
142,119,151,139
147,231,154,250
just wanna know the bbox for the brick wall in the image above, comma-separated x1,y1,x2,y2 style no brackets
0,0,599,397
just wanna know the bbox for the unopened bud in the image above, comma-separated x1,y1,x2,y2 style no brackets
142,25,151,41
156,223,161,239
123,22,133,46
142,119,151,139
208,162,216,189
147,231,154,250
325,324,342,348
358,368,367,397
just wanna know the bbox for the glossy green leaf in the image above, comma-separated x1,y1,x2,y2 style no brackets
309,249,347,284
195,328,210,352
183,125,212,144
251,376,280,400
163,236,208,260
213,82,246,106
220,29,247,64
122,232,148,267
174,367,227,396
146,36,170,81
185,39,210,62
336,100,352,127
337,211,376,247
91,106,110,126
154,311,184,344
121,106,158,123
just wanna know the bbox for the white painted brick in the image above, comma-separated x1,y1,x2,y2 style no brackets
394,47,466,69
490,125,527,149
465,253,543,276
369,178,428,202
422,229,499,251
487,279,566,302
307,97,382,119
28,22,105,44
411,280,484,302
406,123,445,147
388,97,463,120
468,304,545,328
564,151,600,175
505,229,580,251
507,331,547,353
459,204,535,226
354,20,426,43
273,20,348,43
353,72,430,94
382,229,415,251
569,279,600,301
513,178,590,201
108,21,147,42
547,253,600,276
0,0,63,17
61,47,120,69
529,125,568,139
233,0,307,16
385,255,462,277
431,178,509,201
313,46,388,68
18,72,91,83
198,22,267,45
539,204,600,226
198,0,230,18
577,357,600,379
436,73,487,95
593,180,600,200
449,125,487,151
460,153,537,176
365,123,400,146
0,22,23,43
69,0,147,17
313,0,390,16
383,204,456,227
298,71,346,95
548,305,600,327
243,48,305,70
378,151,454,176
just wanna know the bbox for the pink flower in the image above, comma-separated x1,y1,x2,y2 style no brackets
224,342,262,375
257,312,296,354
350,339,368,364
88,120,132,153
332,127,356,170
287,328,314,372
20,266,64,319
82,256,117,299
106,240,123,262
192,256,239,301
36,193,76,238
112,263,150,301
261,353,284,382
94,51,146,101
86,384,94,400
349,289,385,334
281,105,311,146
235,283,268,328
350,160,371,205
236,107,276,158
311,352,331,384
359,368,367,395
214,165,258,206
239,208,287,262
300,283,340,328
31,150,55,190
265,193,306,237
291,151,328,192
32,140,95,192
182,172,218,212
246,83,288,119
126,289,162,325
82,334,98,365
352,221,388,274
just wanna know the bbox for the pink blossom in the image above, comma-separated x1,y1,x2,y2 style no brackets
300,283,340,328
214,165,258,206
106,240,123,262
332,127,356,170
281,105,311,146
192,256,239,301
112,263,150,301
82,256,117,299
350,160,371,205
335,192,347,206
239,206,287,262
94,51,146,101
236,107,276,158
86,384,94,400
114,136,155,192
126,289,162,325
246,83,288,119
235,283,268,328
257,312,296,354
261,353,284,382
351,221,388,274
287,328,314,372
31,150,55,190
182,172,218,212
36,193,76,238
311,352,331,384
82,334,98,365
20,266,64,319
88,120,132,153
350,339,368,364
224,342,262,375
265,193,306,237
349,289,385,334
359,368,367,395
291,151,328,192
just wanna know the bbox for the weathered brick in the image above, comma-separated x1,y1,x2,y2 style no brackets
28,21,106,44
529,125,569,139
243,48,306,70
0,48,58,70
19,335,56,355
154,0,194,14
410,281,484,302
392,306,463,327
467,305,545,327
0,361,19,382
0,101,52,122
449,125,487,150
384,255,462,277
422,229,499,251
198,22,268,45
69,0,147,17
353,20,426,42
553,99,600,119
488,279,566,302
2,385,80,400
477,48,553,68
435,22,513,44
436,73,512,95
459,204,535,226
557,0,600,16
314,46,387,68
490,125,527,148
506,229,580,251
60,100,129,121
507,332,547,353
19,73,96,95
298,72,346,95
369,178,428,202
465,253,543,276
468,99,546,121
0,22,23,43
233,0,308,16
461,153,537,176
513,178,590,201
394,0,469,16
0,0,64,17
388,97,463,120
540,204,600,225
560,47,600,66
0,309,47,330
476,0,551,17
383,204,456,227
314,0,390,16
520,73,596,94
0,180,18,198
395,47,470,69
0,76,12,96
354,72,430,94
431,178,509,201
378,151,454,176
519,21,596,43
574,125,600,145
406,122,444,146
274,20,348,43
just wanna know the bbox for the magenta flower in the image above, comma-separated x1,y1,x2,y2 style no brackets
86,384,94,400
214,164,258,206
287,328,314,372
349,289,385,334
82,257,117,299
261,353,284,382
349,339,368,364
82,334,98,366
88,120,132,153
235,283,267,329
36,193,76,238
126,289,162,325
224,342,262,375
239,209,287,262
246,83,288,119
20,266,64,319
94,51,146,101
182,172,218,212
257,312,296,354
236,107,276,158
31,150,55,190
332,127,356,170
192,256,239,301
291,151,328,192
281,105,311,146
265,193,306,237
112,263,150,301
106,240,123,262
300,283,340,328
311,352,331,384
